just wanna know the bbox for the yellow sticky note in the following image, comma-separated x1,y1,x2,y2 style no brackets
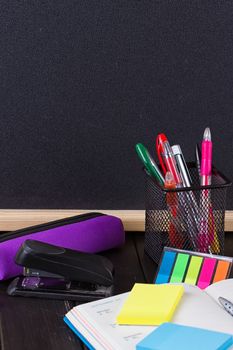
116,283,184,326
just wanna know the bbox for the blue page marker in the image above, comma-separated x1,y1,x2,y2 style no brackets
136,323,233,350
155,251,176,284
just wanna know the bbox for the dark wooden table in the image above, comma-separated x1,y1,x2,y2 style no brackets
0,232,232,350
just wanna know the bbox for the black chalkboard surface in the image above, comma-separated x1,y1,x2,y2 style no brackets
0,1,232,209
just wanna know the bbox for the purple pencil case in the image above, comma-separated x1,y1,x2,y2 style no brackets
0,212,125,280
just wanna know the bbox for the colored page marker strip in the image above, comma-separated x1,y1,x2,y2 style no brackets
212,260,231,284
184,256,203,285
155,251,176,284
169,253,190,283
197,258,217,289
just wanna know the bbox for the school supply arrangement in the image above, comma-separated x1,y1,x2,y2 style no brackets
7,240,114,301
136,127,231,263
0,212,124,280
155,247,233,288
64,280,233,350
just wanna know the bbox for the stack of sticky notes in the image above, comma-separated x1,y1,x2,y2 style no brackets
116,283,184,325
136,323,233,350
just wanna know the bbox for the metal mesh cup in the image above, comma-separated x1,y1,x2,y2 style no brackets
144,162,232,264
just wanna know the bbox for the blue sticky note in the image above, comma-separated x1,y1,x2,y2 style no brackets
155,251,176,284
136,323,233,350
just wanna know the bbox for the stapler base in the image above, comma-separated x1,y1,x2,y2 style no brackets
7,276,114,302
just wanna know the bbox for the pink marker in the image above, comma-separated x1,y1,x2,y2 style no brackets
198,127,213,252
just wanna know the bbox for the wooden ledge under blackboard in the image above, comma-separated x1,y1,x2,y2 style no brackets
0,210,232,233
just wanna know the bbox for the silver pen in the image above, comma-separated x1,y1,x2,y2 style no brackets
172,145,192,187
172,145,199,247
219,297,233,317
195,143,201,181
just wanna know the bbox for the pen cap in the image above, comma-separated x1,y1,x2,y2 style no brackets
172,145,192,187
156,134,168,175
156,134,182,184
135,143,164,185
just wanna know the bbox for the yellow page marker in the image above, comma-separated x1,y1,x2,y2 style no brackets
116,283,184,326
184,256,203,285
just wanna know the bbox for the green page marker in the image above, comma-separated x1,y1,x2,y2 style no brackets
135,143,164,185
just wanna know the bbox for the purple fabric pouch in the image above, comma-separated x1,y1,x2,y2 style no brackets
0,212,125,280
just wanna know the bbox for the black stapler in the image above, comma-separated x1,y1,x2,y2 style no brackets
7,240,114,301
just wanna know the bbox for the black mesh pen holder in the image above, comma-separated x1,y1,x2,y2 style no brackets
144,162,232,264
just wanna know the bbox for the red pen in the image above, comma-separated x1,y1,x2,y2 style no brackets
156,134,185,248
156,134,182,185
165,171,182,247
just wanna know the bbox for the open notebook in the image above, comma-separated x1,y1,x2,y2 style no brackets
64,280,233,350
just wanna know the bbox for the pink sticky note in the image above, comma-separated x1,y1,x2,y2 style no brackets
197,258,217,289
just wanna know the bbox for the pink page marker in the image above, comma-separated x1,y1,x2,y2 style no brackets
197,258,217,289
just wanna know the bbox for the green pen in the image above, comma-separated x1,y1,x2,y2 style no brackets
135,143,165,185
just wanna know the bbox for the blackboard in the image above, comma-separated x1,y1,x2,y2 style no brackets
0,1,232,209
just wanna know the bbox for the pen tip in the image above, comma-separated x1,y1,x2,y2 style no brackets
203,127,211,141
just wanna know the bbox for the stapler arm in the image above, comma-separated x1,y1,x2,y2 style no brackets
7,240,114,301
